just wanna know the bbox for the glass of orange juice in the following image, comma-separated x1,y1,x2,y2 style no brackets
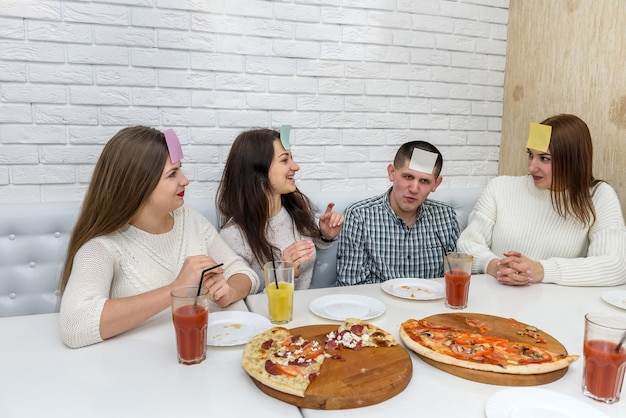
264,261,295,324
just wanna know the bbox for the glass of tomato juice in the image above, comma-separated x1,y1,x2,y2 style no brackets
583,312,626,403
443,252,473,309
263,261,295,324
171,286,209,365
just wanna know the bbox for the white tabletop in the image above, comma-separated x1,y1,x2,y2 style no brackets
0,299,302,418
246,275,626,418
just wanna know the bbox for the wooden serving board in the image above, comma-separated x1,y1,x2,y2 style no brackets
412,313,573,386
249,324,412,410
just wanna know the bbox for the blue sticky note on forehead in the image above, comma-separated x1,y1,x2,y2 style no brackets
163,129,183,163
280,125,291,150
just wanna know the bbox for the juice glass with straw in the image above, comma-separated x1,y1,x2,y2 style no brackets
171,286,209,365
170,263,222,365
583,312,626,403
263,261,295,324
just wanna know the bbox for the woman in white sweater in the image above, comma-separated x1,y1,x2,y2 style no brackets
457,114,626,286
60,126,257,348
217,128,344,291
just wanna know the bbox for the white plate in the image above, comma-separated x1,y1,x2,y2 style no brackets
309,294,385,321
601,289,626,310
207,311,272,347
485,388,609,418
381,278,444,300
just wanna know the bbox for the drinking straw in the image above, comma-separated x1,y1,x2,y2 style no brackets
270,252,279,289
616,331,626,353
435,232,453,272
197,263,224,297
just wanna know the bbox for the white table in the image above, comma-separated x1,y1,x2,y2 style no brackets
0,300,302,418
246,275,626,417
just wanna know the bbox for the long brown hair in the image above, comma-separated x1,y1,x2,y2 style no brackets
541,114,603,226
60,126,169,292
216,129,320,265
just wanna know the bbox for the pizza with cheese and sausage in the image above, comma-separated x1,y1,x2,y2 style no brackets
242,327,327,397
325,318,397,350
399,319,578,374
242,319,396,397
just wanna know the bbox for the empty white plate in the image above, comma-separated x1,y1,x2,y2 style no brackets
309,294,385,321
381,278,445,300
485,387,609,418
207,311,272,346
601,289,626,310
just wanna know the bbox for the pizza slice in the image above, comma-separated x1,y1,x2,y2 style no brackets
326,318,398,350
399,319,578,375
242,327,328,397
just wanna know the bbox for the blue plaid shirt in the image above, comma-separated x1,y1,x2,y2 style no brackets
336,189,459,285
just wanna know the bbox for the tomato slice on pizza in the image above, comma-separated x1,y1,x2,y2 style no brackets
399,319,578,375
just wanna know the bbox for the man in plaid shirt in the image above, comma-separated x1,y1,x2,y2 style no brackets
336,141,459,285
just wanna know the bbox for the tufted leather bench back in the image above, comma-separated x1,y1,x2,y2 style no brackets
0,202,78,317
0,188,483,317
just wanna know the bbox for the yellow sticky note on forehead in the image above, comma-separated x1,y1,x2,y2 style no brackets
526,122,552,152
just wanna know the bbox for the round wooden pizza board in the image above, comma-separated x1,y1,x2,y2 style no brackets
411,313,573,386
249,324,412,409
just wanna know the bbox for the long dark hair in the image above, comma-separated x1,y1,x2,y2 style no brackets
217,128,320,264
61,126,169,292
541,114,603,226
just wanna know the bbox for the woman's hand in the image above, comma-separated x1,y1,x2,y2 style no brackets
490,251,544,286
173,255,224,288
282,240,315,278
319,202,345,240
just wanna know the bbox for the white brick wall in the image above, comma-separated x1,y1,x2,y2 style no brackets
0,0,509,203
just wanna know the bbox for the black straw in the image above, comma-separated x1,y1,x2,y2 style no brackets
197,263,224,297
435,232,453,272
616,331,626,353
271,252,279,289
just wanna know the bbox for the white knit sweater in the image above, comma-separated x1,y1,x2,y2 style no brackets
219,207,331,292
60,206,258,348
457,176,626,286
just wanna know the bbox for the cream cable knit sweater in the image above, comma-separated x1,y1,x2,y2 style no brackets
457,176,626,286
219,207,331,292
60,206,258,348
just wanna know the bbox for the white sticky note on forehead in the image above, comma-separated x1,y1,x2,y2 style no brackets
409,148,438,174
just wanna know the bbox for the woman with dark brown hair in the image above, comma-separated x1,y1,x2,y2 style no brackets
60,126,256,348
217,128,344,291
458,114,626,286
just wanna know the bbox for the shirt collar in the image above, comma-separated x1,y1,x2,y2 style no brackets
383,187,425,227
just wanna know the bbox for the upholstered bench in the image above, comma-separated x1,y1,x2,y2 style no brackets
0,188,483,317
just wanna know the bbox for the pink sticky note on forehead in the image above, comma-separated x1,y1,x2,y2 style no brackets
409,148,437,174
163,129,183,163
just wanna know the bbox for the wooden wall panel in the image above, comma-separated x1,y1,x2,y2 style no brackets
501,0,626,215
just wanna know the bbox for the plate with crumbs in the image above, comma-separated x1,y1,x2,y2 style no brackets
207,311,272,346
381,278,445,300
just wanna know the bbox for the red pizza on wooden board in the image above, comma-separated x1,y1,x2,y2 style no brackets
399,313,579,386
